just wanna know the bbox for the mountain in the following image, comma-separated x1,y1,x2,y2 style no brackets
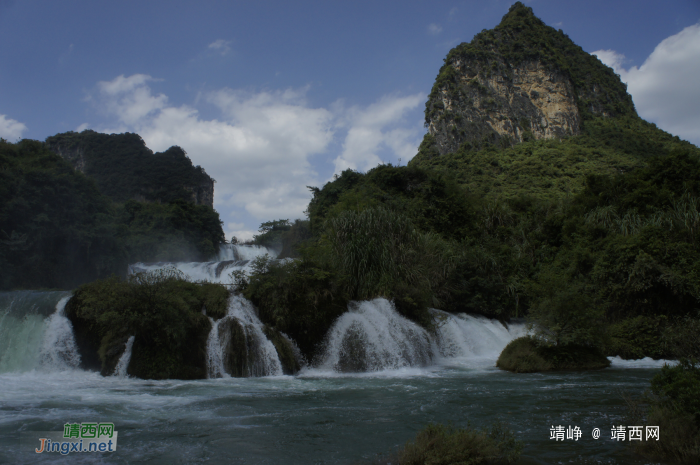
46,130,214,207
410,3,698,201
422,2,635,155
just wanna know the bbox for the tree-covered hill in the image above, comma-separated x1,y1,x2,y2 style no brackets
0,137,225,290
46,130,215,207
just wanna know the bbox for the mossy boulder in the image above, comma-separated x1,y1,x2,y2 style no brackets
497,336,610,372
65,270,228,379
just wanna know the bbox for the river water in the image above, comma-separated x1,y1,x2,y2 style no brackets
0,248,672,464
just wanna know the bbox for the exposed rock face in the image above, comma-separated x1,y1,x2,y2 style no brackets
428,60,581,155
423,2,636,156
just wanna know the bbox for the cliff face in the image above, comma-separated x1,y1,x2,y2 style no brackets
423,2,636,156
46,131,215,208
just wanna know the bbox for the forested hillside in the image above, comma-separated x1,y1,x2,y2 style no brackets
0,138,225,290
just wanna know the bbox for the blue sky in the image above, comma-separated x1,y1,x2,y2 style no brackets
1,0,699,241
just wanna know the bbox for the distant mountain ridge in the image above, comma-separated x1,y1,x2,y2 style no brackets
46,130,214,208
422,2,635,155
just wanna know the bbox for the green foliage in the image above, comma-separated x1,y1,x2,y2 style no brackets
663,315,700,360
604,315,669,360
497,336,610,373
411,117,698,203
236,256,347,359
252,219,312,258
526,268,604,347
323,208,458,312
65,270,230,379
45,130,213,205
0,138,122,289
116,199,225,262
651,360,700,427
397,422,523,465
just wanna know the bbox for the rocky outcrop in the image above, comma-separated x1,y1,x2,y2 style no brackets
423,2,636,156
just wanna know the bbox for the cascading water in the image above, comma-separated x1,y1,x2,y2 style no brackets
206,316,230,378
0,291,79,373
315,298,433,372
431,309,526,361
129,243,277,284
38,296,81,370
206,295,283,377
113,335,135,377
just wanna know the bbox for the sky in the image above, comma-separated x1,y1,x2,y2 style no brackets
1,0,699,241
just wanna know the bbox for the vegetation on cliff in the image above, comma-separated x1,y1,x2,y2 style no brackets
45,130,214,206
0,137,225,290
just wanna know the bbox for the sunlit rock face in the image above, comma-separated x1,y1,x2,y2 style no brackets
422,2,636,156
426,59,581,155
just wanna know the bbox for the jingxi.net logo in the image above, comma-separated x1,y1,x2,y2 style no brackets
25,423,118,455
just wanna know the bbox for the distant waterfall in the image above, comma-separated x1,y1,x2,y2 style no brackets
129,244,277,283
431,309,525,360
113,335,135,377
206,295,283,378
315,298,433,372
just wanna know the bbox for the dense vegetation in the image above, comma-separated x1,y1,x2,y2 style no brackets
0,137,225,290
45,130,214,205
240,115,700,366
65,268,229,379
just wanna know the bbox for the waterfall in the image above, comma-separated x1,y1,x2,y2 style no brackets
315,298,433,372
0,291,79,373
39,296,81,370
129,244,278,284
206,295,283,377
113,335,135,377
431,309,525,360
206,317,230,379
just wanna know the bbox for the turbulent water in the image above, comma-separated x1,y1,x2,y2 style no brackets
128,244,276,284
0,247,678,464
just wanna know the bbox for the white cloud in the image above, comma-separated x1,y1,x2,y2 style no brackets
428,23,443,35
86,74,425,235
332,93,424,174
93,74,167,125
592,49,627,74
208,39,232,56
0,114,27,140
593,23,700,146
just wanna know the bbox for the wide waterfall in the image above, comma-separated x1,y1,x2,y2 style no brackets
0,291,79,373
315,298,433,372
431,309,526,362
128,243,277,284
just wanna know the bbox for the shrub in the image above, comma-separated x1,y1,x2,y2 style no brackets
497,336,610,373
397,422,522,465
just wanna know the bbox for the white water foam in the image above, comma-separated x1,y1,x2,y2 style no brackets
206,316,230,379
130,244,278,284
432,309,525,361
608,356,678,369
114,335,136,377
206,295,283,377
39,296,81,370
315,298,433,373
